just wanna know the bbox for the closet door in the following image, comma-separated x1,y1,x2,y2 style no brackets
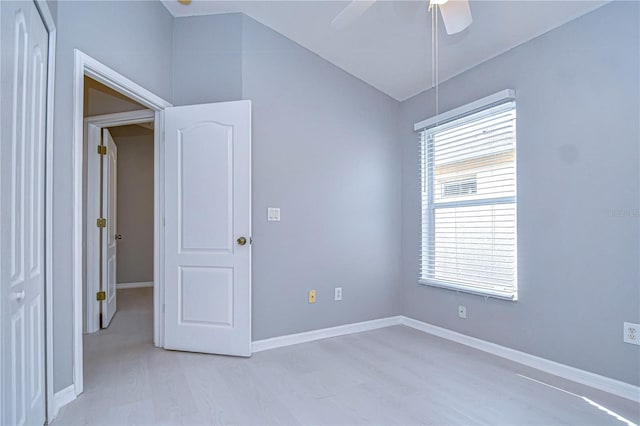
0,1,48,424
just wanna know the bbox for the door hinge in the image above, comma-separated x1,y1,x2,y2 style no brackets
97,145,107,155
96,218,106,228
96,291,106,301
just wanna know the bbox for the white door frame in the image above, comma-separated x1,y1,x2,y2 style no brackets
70,50,171,397
84,110,155,334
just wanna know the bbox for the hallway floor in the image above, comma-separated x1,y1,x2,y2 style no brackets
54,288,639,425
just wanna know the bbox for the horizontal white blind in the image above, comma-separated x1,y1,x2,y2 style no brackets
420,101,517,300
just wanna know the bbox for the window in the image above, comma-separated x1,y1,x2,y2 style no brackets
419,100,517,300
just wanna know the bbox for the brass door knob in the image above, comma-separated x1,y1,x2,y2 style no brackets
237,237,247,246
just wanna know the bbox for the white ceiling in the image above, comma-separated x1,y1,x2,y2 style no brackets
161,0,609,101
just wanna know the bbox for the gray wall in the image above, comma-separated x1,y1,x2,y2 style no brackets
173,13,403,340
109,126,154,285
241,16,402,340
53,0,173,392
172,13,243,106
399,1,640,386
45,0,56,23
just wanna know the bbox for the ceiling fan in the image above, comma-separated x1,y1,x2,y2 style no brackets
331,0,473,35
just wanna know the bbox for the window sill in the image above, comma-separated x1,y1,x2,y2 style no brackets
418,279,518,301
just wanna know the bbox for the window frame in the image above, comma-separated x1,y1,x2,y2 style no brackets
417,94,518,301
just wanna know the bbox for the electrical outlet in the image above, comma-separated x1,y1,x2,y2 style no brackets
308,290,316,304
334,287,342,301
623,322,639,345
458,305,467,319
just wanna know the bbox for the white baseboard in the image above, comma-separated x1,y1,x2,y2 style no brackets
250,314,638,402
116,281,153,289
52,384,76,419
400,316,640,402
252,316,402,353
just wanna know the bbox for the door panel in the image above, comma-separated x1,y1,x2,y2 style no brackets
10,308,26,425
7,5,29,425
1,1,48,424
179,267,233,326
164,101,251,357
179,122,233,252
101,130,118,328
25,4,47,417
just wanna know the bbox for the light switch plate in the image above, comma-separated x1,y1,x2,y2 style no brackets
267,208,280,221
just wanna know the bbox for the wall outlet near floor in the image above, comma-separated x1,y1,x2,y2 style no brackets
623,322,639,345
308,290,316,304
334,287,342,301
458,305,467,319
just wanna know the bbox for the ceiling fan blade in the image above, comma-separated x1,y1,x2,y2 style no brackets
331,0,376,29
439,0,472,35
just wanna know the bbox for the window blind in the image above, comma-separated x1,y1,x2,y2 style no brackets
419,101,517,300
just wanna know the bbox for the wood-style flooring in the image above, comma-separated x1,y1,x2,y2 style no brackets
53,288,640,425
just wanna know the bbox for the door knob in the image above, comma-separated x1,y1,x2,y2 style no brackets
236,237,247,246
115,234,122,240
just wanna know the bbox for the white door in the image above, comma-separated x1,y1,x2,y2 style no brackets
164,101,251,356
0,1,48,424
101,130,118,327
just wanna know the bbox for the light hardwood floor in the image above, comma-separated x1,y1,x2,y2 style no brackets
54,288,639,425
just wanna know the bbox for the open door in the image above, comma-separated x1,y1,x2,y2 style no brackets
101,129,118,327
163,101,251,357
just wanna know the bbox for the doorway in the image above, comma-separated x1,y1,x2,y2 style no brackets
83,103,156,334
69,50,252,403
71,52,170,396
83,107,157,394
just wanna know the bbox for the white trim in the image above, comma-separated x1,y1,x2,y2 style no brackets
251,317,403,353
414,89,515,131
247,105,253,348
31,0,57,422
116,281,153,289
400,316,640,402
52,385,77,419
153,111,165,348
85,110,155,127
78,51,171,111
72,50,171,398
72,50,85,397
250,315,639,402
